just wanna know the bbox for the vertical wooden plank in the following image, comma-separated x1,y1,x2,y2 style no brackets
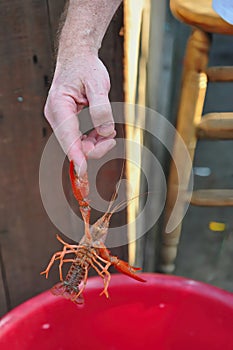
124,0,151,266
98,3,127,260
100,3,124,102
0,0,65,315
0,245,8,315
141,0,167,271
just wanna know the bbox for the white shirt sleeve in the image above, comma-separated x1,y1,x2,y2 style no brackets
212,0,233,24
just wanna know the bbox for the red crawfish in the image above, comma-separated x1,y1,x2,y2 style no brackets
41,160,146,304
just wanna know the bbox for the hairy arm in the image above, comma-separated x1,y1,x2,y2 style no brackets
58,0,122,56
45,0,122,176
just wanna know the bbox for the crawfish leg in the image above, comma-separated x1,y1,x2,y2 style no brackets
89,257,111,298
58,256,76,281
97,268,111,298
41,251,64,278
99,269,111,298
56,246,78,281
93,251,111,265
41,247,76,279
96,257,112,298
92,253,111,273
56,235,80,251
88,253,109,276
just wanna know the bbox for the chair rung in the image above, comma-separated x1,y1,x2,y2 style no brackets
206,66,233,82
196,112,233,139
191,189,233,207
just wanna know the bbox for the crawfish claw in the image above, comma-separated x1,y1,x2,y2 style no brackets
70,160,91,240
69,160,90,205
114,259,146,283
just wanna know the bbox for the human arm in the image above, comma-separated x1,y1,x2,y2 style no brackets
44,0,122,176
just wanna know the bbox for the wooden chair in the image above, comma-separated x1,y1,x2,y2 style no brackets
160,0,233,272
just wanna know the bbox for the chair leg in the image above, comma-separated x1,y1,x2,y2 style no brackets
159,29,211,273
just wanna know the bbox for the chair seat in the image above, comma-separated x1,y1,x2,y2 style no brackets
170,0,233,34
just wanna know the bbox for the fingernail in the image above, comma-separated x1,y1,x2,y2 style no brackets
97,122,114,137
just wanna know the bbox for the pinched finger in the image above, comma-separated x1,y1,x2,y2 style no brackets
44,93,87,176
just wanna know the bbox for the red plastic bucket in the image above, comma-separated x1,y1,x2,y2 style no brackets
0,273,233,350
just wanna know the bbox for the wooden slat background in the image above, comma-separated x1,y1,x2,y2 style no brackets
0,0,125,316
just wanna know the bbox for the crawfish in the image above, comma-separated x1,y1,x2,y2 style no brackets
41,160,145,304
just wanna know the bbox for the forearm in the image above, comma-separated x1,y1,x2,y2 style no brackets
58,0,122,60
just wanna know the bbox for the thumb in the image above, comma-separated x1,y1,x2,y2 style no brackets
68,141,87,178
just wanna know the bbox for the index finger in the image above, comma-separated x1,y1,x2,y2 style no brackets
44,94,87,177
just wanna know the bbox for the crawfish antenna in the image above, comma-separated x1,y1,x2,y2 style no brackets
110,191,148,217
104,157,126,216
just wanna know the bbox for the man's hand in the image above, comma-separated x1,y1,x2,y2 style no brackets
44,54,116,176
44,0,122,176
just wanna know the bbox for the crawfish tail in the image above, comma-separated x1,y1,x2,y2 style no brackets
51,260,86,304
65,261,86,288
